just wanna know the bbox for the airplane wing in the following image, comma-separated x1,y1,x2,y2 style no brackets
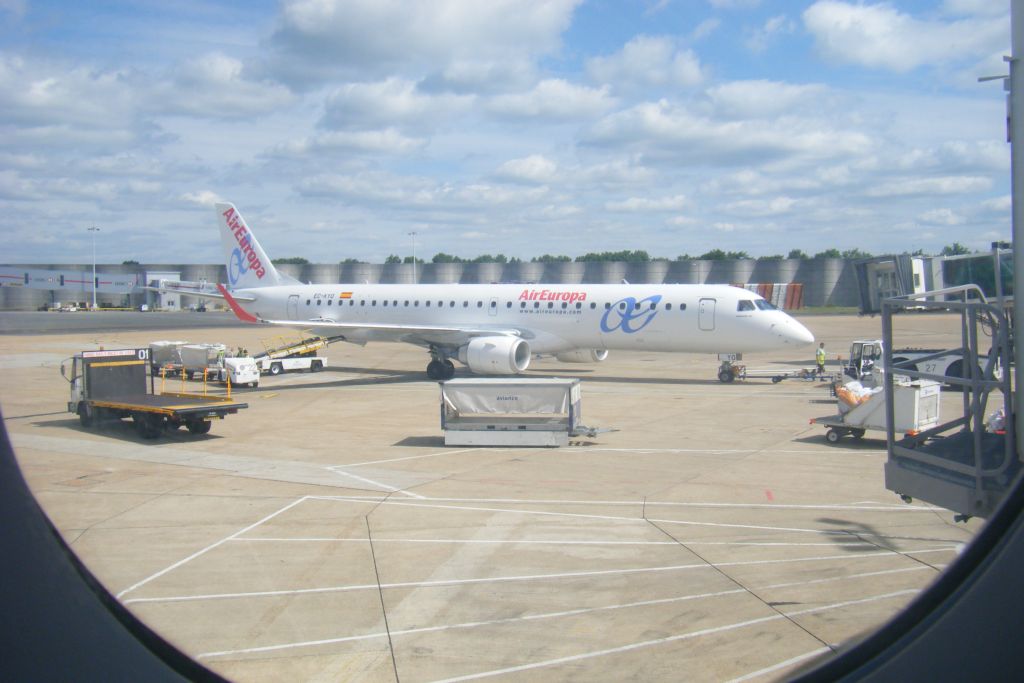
142,282,257,302
257,317,523,347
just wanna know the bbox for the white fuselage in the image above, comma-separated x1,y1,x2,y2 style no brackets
234,282,814,355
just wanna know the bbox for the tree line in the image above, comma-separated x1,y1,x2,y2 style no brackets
268,243,973,266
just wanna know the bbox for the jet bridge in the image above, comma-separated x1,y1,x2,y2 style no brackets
882,286,1017,520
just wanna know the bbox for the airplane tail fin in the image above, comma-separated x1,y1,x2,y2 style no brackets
216,202,297,289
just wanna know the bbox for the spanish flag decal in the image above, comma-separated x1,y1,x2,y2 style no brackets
340,292,353,299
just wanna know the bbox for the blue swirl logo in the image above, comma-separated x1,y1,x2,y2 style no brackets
600,295,662,334
228,247,248,286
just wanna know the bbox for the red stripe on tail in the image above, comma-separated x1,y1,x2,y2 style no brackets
217,283,258,323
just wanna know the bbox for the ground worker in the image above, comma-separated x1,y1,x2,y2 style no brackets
816,342,827,380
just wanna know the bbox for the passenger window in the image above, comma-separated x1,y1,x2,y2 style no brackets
561,302,567,309
491,301,498,308
383,300,388,307
317,300,322,306
521,302,526,309
737,300,755,312
548,302,554,309
450,301,455,307
576,302,582,309
534,302,540,309
605,303,611,310
649,302,656,310
426,301,431,307
306,299,311,305
349,300,354,306
666,303,672,310
404,301,409,306
679,303,686,310
360,300,365,306
590,303,596,310
393,300,398,306
477,301,483,308
463,301,468,308
506,302,512,308
619,302,626,310
372,300,377,306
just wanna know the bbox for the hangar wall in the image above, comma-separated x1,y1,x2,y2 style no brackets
0,258,858,310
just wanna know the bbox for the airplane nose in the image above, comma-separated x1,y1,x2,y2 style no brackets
770,314,815,346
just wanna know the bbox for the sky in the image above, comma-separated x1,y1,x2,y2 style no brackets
0,0,1013,264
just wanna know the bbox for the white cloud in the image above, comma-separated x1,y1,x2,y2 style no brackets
487,79,615,120
586,99,872,165
181,190,225,207
605,195,687,212
803,1,1007,72
706,80,828,119
918,208,964,225
745,15,794,54
321,77,473,130
586,36,704,90
152,53,296,119
496,155,558,184
270,0,582,84
866,175,991,197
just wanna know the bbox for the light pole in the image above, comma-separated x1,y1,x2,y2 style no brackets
408,230,418,283
87,226,100,310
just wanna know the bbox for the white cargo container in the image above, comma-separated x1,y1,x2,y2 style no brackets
440,378,591,447
811,377,941,443
180,343,227,379
149,340,189,374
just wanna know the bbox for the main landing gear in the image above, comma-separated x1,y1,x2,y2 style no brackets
426,348,456,380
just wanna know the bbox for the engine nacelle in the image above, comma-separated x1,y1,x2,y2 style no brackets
458,336,531,375
555,349,610,363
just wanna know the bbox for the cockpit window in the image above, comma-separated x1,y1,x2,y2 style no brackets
754,300,778,311
737,300,756,311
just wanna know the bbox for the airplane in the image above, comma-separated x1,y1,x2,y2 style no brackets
202,202,814,380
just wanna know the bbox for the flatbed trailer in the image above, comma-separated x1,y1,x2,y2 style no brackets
62,348,248,439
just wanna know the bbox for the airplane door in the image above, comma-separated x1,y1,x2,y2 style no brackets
698,298,716,331
287,295,299,320
488,297,498,316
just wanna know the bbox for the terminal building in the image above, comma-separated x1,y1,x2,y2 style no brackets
0,252,1006,312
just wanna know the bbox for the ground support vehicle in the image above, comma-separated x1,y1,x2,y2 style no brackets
62,348,248,439
720,362,826,384
844,339,989,388
440,378,602,447
253,336,328,376
811,377,941,444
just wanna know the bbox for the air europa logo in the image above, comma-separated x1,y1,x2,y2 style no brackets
601,295,662,334
518,289,587,305
224,207,267,285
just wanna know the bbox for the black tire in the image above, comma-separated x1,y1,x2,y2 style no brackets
310,360,323,373
187,420,212,435
772,376,783,384
826,429,841,444
133,413,162,439
269,363,283,376
426,360,442,380
442,359,456,380
852,429,866,440
718,369,734,383
77,404,92,428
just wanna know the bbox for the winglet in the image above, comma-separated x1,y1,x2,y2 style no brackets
217,283,259,323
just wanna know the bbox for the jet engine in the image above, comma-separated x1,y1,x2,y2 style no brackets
458,336,531,375
555,349,609,363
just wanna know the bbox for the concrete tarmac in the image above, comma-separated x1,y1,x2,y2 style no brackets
0,313,983,682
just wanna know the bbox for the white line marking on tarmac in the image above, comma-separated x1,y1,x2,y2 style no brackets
198,587,749,659
123,548,951,605
344,448,482,467
228,537,877,548
195,565,937,660
325,466,426,498
115,496,309,600
311,493,938,513
724,647,833,683
430,590,919,682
